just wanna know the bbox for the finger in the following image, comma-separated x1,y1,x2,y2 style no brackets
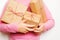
39,24,44,29
22,20,27,22
34,28,42,32
21,29,28,33
23,30,28,33
34,29,43,33
24,24,35,28
34,27,44,33
39,23,44,26
26,27,34,31
34,30,40,32
34,28,39,31
38,27,44,33
24,28,29,33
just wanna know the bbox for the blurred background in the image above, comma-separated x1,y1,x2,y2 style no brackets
0,0,60,40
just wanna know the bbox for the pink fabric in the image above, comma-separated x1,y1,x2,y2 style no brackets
0,22,18,33
0,0,55,40
44,5,55,31
10,32,40,40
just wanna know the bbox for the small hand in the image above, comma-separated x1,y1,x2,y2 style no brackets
19,23,34,33
34,23,45,34
15,21,34,33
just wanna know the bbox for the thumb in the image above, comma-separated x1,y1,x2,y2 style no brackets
26,27,34,31
39,23,44,26
39,23,44,29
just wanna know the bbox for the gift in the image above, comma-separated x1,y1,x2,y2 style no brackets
1,0,41,29
1,10,23,23
1,11,41,28
1,0,31,23
23,11,41,28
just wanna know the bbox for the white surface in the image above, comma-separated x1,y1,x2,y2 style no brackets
40,0,60,40
0,0,60,40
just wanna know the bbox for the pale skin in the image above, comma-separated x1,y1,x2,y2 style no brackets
34,23,45,34
15,20,44,34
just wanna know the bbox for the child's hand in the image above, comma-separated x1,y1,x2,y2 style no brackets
34,23,44,34
16,20,34,33
18,23,34,33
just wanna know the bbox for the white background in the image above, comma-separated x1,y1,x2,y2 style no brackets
0,0,60,40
